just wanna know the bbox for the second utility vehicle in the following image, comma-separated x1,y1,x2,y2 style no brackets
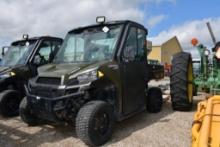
20,17,164,146
0,35,63,117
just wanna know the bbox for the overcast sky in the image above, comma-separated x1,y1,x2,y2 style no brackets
0,0,220,58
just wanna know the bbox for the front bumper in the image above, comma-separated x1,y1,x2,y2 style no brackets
25,84,85,122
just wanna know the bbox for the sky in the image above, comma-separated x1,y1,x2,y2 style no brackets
0,0,220,58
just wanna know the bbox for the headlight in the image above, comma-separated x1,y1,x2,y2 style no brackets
77,69,98,84
0,72,16,78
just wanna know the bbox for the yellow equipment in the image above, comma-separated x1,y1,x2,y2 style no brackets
192,95,220,147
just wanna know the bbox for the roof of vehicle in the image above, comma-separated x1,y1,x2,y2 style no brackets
69,20,147,34
11,36,63,46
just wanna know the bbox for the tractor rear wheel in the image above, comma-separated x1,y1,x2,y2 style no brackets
170,52,194,111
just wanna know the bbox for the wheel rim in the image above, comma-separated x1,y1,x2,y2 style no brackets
93,112,109,135
188,62,193,103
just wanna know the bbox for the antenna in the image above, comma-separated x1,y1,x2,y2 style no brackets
206,22,216,45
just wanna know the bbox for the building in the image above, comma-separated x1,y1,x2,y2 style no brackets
148,36,182,64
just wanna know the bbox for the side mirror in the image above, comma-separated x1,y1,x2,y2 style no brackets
2,46,9,56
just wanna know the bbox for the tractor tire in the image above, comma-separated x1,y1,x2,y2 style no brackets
170,52,194,111
76,101,114,146
19,97,40,126
147,87,163,113
0,90,21,117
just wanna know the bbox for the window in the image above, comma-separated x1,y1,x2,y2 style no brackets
62,37,85,63
123,27,137,61
123,27,146,61
35,40,61,64
0,41,36,66
137,29,146,60
38,41,51,61
54,25,122,64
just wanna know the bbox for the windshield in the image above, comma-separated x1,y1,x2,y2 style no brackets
54,25,122,64
0,41,36,66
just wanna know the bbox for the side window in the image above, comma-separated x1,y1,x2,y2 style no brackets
51,41,62,55
38,41,51,61
33,40,61,65
37,40,62,62
137,29,146,60
123,27,146,61
123,27,137,61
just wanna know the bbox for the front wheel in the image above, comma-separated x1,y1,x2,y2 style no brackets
76,101,114,146
19,97,40,126
0,90,21,117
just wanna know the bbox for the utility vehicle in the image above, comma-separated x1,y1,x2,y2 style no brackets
0,35,63,117
20,17,164,146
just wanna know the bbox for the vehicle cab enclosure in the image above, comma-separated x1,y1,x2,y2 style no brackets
22,18,163,146
0,35,63,117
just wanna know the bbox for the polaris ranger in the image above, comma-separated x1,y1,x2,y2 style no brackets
21,17,164,146
0,35,63,117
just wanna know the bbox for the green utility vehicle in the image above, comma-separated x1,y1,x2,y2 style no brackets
20,17,164,146
0,35,63,117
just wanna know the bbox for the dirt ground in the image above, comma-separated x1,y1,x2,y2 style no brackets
0,99,203,147
0,79,203,147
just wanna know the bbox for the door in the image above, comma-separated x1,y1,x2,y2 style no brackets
121,26,147,114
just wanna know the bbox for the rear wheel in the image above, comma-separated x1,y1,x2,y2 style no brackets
170,52,193,111
19,97,40,126
76,101,114,146
0,90,21,117
147,87,163,113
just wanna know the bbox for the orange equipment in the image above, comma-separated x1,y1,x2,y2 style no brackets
192,96,220,147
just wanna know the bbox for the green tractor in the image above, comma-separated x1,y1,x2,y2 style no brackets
170,22,220,111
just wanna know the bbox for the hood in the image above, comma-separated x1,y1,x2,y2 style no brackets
0,64,25,74
0,66,11,73
38,61,108,78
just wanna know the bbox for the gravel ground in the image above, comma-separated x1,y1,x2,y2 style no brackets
0,79,204,147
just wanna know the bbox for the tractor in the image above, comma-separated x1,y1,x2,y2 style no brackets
170,22,220,111
170,22,220,146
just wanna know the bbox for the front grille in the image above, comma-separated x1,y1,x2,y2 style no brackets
30,86,64,98
37,77,61,85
